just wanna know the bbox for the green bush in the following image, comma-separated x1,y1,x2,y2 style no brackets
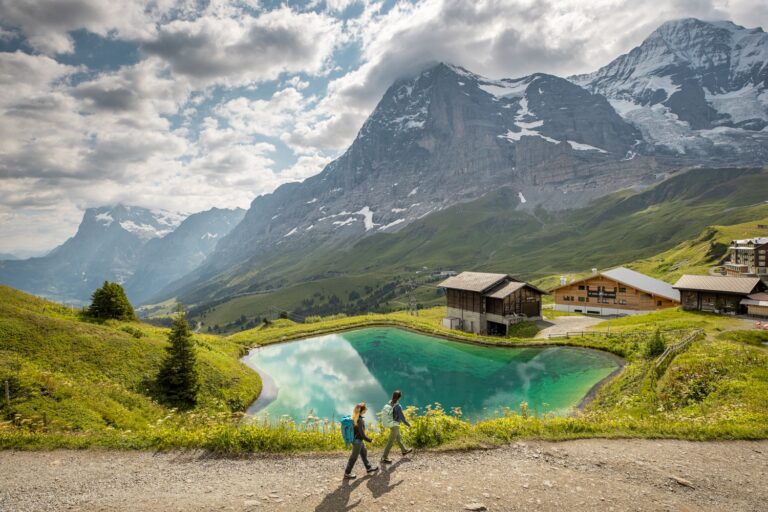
120,325,146,339
645,329,665,358
506,321,540,338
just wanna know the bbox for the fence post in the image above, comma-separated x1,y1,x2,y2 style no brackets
4,379,9,407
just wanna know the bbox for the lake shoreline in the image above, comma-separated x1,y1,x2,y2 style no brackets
240,326,624,423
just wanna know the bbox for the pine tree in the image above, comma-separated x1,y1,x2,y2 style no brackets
87,281,136,321
645,329,666,358
157,306,199,407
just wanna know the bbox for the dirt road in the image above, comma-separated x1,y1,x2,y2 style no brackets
1,439,765,511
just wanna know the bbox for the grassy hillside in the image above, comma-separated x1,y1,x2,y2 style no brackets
184,167,768,329
2,284,767,450
627,217,768,282
0,286,260,432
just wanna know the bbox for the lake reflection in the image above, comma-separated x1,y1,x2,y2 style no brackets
241,327,619,423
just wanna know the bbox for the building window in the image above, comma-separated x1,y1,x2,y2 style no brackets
578,297,585,302
618,287,627,293
618,299,627,305
656,300,662,306
578,285,585,290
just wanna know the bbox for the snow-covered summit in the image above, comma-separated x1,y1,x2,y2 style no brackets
572,18,768,131
85,205,186,241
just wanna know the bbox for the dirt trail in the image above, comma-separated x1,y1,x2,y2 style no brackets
1,439,766,511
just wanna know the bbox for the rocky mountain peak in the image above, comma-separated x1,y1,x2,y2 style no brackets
82,204,186,241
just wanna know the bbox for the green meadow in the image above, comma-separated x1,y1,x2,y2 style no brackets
2,285,767,452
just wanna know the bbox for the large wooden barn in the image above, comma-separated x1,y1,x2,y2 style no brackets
439,272,546,335
550,267,680,316
673,275,767,314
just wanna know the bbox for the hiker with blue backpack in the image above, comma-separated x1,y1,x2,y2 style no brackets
341,402,379,479
380,390,413,464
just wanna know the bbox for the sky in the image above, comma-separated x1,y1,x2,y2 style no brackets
1,0,766,255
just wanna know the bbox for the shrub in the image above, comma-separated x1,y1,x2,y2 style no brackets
645,329,665,358
506,322,540,338
120,325,146,339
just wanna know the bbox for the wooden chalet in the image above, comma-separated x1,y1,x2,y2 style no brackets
550,267,680,316
438,272,546,335
673,275,767,314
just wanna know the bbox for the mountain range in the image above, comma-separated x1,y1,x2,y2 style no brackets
2,18,767,315
0,205,244,305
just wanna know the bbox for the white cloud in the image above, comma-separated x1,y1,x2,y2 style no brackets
216,87,308,137
1,0,767,253
0,0,163,54
142,6,343,87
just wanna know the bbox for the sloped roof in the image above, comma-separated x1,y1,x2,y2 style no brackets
485,280,548,298
673,275,762,295
438,272,508,292
549,266,680,301
731,237,768,246
740,292,768,307
602,267,680,302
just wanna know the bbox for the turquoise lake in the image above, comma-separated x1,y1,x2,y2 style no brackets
241,327,620,423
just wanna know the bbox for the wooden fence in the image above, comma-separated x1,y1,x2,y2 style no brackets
547,328,693,340
654,328,705,375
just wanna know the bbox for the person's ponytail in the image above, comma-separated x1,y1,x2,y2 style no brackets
352,402,366,423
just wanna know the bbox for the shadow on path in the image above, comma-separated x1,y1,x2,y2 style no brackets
314,458,412,511
314,475,366,512
366,458,410,499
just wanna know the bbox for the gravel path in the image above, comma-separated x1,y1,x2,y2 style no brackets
1,439,766,511
535,316,603,338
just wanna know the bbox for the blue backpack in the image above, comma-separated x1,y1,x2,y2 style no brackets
340,416,355,445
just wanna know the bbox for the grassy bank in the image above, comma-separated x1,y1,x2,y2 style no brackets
0,286,261,433
2,285,767,451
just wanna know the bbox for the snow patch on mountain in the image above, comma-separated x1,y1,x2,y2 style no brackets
355,207,377,231
478,76,530,98
120,221,171,241
706,85,768,124
568,141,608,153
333,217,358,227
95,212,113,227
379,218,405,230
284,227,298,237
150,209,186,231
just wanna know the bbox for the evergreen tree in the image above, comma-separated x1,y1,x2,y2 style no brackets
645,329,666,358
157,306,199,407
87,281,136,321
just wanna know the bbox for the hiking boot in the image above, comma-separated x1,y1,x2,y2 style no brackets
381,458,393,464
402,448,413,456
344,473,356,479
366,466,379,474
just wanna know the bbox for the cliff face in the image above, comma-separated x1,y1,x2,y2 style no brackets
159,19,768,305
